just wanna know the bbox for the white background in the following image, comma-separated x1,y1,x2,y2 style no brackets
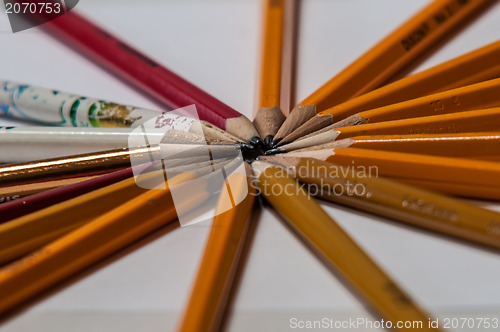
1,1,500,331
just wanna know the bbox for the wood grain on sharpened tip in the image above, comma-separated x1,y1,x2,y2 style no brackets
0,172,208,315
0,167,135,225
288,76,500,142
251,161,442,331
0,146,159,187
272,107,500,154
290,147,500,194
178,165,256,332
42,11,259,143
310,133,500,161
261,156,500,249
0,175,100,204
0,170,165,265
253,0,297,142
272,0,492,142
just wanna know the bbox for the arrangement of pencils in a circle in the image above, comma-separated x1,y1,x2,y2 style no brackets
0,0,499,331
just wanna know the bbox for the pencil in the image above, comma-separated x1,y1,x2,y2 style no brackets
272,0,492,144
285,147,500,191
291,132,500,161
268,107,500,153
394,178,500,200
261,156,500,249
0,147,155,187
178,164,256,332
0,171,209,314
0,80,161,128
0,126,164,163
0,142,243,187
0,175,99,204
0,126,243,163
42,11,261,144
253,0,297,145
0,171,160,265
280,39,500,139
0,167,135,224
290,76,500,139
251,161,441,331
0,81,245,146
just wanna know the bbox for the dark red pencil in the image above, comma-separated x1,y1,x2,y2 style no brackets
41,10,260,145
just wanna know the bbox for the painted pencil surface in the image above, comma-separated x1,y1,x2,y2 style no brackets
293,133,500,161
0,167,135,224
0,172,157,264
252,161,442,331
290,77,500,139
269,107,500,153
42,11,260,143
0,172,208,314
0,126,164,163
0,175,99,204
178,165,256,332
280,39,500,140
261,156,500,249
0,147,154,187
0,80,160,127
285,147,500,198
273,0,492,143
253,0,297,145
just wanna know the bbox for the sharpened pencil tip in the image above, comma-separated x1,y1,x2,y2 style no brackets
236,142,255,150
264,148,282,155
250,136,264,148
271,137,283,148
264,135,274,148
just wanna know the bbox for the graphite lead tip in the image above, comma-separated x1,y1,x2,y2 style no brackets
264,135,274,148
270,137,283,148
250,136,264,148
264,148,283,155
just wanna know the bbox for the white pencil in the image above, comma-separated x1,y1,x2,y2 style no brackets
0,127,243,163
0,80,242,144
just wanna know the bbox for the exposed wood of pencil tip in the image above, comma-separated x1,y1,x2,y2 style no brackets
280,114,367,147
315,132,500,161
286,75,500,142
273,104,316,143
254,106,286,141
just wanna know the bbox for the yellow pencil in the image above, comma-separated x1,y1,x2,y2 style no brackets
253,0,293,144
178,164,256,332
273,0,492,144
0,172,209,314
252,161,442,331
0,171,160,265
269,107,500,153
261,156,500,248
288,77,500,142
279,39,500,141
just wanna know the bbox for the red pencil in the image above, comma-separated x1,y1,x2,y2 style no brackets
42,10,261,145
